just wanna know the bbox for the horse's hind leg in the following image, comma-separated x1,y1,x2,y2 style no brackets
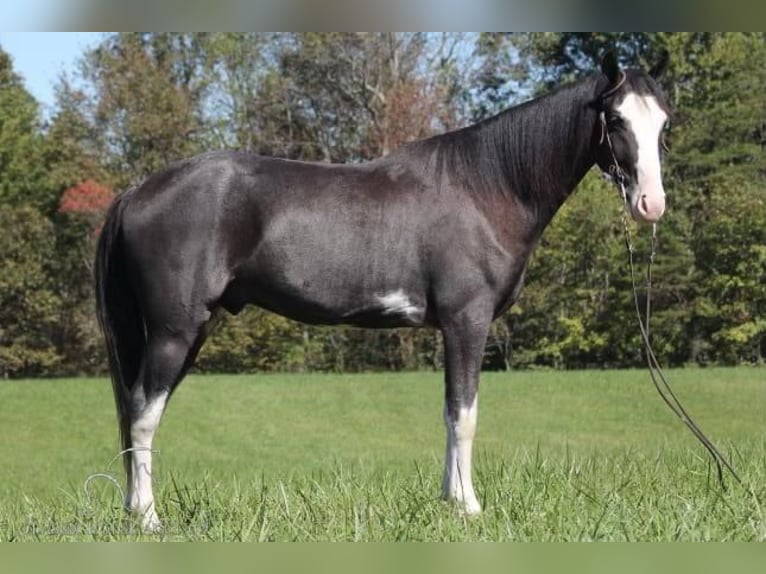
125,321,209,532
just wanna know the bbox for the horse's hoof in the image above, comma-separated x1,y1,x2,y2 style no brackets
442,494,482,517
460,499,482,517
141,512,163,534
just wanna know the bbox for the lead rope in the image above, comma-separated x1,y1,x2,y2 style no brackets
617,182,741,490
600,111,741,489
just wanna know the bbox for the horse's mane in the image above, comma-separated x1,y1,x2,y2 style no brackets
433,74,607,207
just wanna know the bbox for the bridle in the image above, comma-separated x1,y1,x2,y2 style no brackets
597,71,671,189
597,75,742,490
598,110,628,188
596,71,629,187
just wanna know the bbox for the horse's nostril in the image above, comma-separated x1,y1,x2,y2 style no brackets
635,192,665,223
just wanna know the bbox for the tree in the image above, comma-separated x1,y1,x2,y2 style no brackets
0,46,48,210
79,33,207,189
44,78,108,195
270,32,469,161
51,180,114,374
0,206,63,377
199,33,277,152
661,33,766,364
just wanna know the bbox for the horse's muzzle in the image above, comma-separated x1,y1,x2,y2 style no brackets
633,191,665,223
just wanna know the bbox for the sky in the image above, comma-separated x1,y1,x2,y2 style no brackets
0,32,104,115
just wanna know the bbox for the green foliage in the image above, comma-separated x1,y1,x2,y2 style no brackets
44,79,108,194
196,309,306,373
1,33,763,376
50,212,106,375
690,181,766,363
0,205,63,376
79,33,206,188
0,47,48,211
661,33,766,364
300,327,440,373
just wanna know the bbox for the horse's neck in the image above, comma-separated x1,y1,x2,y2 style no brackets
502,89,599,223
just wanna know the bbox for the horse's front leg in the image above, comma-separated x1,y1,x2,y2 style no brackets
440,303,491,515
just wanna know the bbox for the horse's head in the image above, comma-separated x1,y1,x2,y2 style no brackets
594,51,671,224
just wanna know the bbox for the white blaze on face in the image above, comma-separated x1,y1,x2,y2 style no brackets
616,93,668,223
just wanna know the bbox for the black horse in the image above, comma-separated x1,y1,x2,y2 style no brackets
95,53,670,531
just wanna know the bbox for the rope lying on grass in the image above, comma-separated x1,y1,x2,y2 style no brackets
601,113,742,491
618,186,742,490
83,447,160,506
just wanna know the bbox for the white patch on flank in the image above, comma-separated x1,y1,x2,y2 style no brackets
377,290,422,323
616,93,668,222
126,391,167,532
442,395,481,515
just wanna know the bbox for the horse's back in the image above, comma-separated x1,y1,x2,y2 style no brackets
117,149,522,328
117,150,447,326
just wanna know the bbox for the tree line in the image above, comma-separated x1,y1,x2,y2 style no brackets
0,32,763,378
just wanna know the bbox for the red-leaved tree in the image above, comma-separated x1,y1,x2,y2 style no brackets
58,180,114,235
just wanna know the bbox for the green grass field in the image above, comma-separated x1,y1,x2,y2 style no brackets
0,368,763,541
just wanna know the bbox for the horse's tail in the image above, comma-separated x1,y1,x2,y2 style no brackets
94,187,144,475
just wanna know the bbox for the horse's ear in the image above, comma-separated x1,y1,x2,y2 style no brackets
650,49,670,80
601,51,621,85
